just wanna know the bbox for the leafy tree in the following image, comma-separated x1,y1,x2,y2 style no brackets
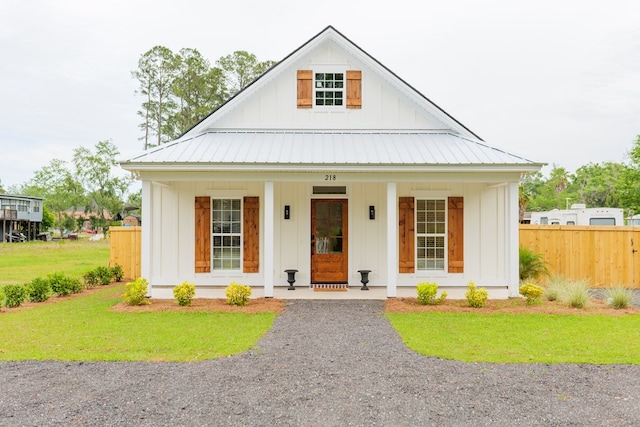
570,162,624,208
0,179,5,194
168,48,227,138
41,206,55,230
72,140,130,230
619,135,640,214
24,159,85,237
132,46,177,149
216,50,276,95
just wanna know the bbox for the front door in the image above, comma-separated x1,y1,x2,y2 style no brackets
311,199,348,283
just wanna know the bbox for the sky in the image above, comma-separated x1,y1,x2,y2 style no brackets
1,0,639,189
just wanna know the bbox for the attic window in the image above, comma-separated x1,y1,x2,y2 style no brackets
315,73,344,106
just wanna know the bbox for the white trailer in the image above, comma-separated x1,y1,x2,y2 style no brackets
529,204,624,226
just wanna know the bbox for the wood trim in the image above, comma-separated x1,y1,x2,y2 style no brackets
297,70,313,109
243,196,260,273
448,197,464,273
194,197,211,273
346,70,362,109
398,196,415,273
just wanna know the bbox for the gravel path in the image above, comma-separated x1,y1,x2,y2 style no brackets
1,300,639,426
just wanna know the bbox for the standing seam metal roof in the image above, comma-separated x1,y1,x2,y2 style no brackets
121,131,537,166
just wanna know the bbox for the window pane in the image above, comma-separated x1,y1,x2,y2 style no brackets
211,198,242,271
416,199,446,271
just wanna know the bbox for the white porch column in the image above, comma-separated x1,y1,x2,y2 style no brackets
386,182,397,297
507,181,520,297
141,180,152,296
264,181,274,297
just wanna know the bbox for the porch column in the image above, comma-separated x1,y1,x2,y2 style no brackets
264,181,274,297
141,180,152,295
507,181,519,297
386,182,397,297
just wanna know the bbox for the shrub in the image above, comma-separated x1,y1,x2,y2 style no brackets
465,281,488,308
519,247,549,280
173,281,196,306
565,279,590,309
94,266,113,286
605,287,633,309
519,283,544,306
0,287,5,308
26,277,51,303
544,276,567,301
416,282,447,305
111,264,124,282
48,272,83,296
3,284,27,308
225,282,252,306
83,270,101,288
123,278,149,305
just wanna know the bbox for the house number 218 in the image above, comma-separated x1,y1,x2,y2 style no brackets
324,174,337,181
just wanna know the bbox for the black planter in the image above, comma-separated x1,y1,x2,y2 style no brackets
285,269,298,290
357,269,371,291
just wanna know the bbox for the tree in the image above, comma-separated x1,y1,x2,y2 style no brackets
0,179,5,194
619,135,640,215
132,46,177,149
570,162,624,208
168,48,227,138
24,159,85,237
72,140,130,230
216,51,276,95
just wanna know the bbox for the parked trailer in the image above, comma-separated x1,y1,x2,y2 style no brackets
529,204,624,226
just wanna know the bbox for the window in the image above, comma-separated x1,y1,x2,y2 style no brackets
416,199,446,271
33,201,40,212
315,73,344,106
590,217,616,226
212,199,241,270
17,200,28,212
540,217,548,225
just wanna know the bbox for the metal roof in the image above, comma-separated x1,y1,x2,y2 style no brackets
120,131,541,171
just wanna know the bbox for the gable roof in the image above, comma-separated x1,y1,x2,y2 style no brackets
121,26,544,174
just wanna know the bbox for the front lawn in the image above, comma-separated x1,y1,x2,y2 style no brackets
386,311,640,364
0,284,277,362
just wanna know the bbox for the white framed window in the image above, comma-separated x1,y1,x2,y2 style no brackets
211,198,242,271
416,199,446,271
315,72,344,107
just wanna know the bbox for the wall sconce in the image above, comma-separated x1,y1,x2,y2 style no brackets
369,205,375,220
284,205,290,220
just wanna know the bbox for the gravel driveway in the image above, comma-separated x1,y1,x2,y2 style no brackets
1,300,639,426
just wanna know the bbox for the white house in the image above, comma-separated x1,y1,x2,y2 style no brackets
120,26,544,299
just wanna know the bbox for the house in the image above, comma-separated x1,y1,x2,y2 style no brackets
120,26,544,299
1,194,44,241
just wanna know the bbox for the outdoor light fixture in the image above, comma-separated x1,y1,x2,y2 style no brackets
284,205,290,220
369,205,375,220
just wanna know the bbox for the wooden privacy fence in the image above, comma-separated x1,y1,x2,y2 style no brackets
109,226,141,281
519,225,640,288
109,225,640,288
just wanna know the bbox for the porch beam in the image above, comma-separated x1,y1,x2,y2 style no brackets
507,181,519,296
264,181,274,297
386,182,397,297
141,180,152,296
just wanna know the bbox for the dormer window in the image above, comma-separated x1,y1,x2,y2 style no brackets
297,69,361,109
315,73,344,106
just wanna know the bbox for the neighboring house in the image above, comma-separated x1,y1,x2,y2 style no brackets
0,194,44,241
626,214,640,226
120,26,544,299
529,204,624,226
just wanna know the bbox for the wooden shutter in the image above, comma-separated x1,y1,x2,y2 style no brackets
194,197,211,273
297,70,313,108
448,197,464,273
346,70,362,109
398,197,415,273
243,196,260,273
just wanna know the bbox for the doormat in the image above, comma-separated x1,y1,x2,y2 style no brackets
310,284,348,292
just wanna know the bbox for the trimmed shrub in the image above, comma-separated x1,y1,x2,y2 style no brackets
416,282,447,305
111,264,124,282
48,272,83,296
605,287,633,309
519,283,544,306
465,281,488,308
94,266,113,286
173,281,196,306
123,278,149,305
3,284,27,308
27,277,51,303
225,282,252,306
83,270,100,288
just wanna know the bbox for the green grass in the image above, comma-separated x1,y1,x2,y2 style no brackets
0,284,277,362
0,240,110,285
387,312,640,364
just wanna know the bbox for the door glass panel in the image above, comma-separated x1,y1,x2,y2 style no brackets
314,201,343,254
